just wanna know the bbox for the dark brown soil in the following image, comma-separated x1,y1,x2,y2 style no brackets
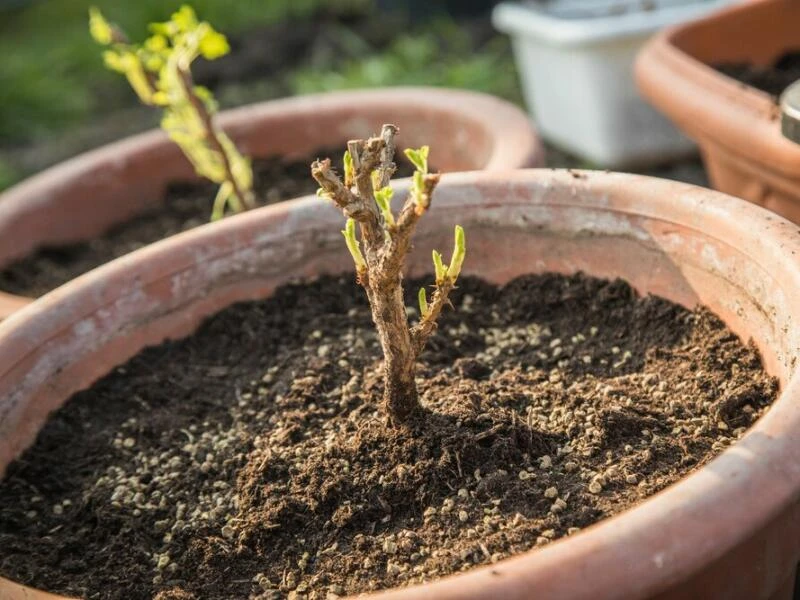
715,50,800,98
0,273,777,600
0,150,415,298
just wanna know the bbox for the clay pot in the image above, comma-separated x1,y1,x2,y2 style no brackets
0,87,543,320
2,169,800,599
635,0,800,224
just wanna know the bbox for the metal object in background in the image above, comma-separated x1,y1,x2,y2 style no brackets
780,79,800,144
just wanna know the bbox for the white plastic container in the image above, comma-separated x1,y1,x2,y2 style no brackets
493,0,734,168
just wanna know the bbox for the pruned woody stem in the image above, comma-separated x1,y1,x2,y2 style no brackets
311,125,466,426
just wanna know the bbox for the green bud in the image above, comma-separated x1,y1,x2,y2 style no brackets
404,146,429,174
374,186,395,227
211,181,233,221
102,50,125,72
89,7,114,45
198,26,230,60
144,34,168,53
172,5,198,32
447,225,466,282
418,288,429,318
342,218,367,272
343,150,355,187
412,171,428,209
432,250,447,283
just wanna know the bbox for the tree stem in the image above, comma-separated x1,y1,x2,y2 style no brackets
177,69,255,211
312,125,459,428
367,280,421,425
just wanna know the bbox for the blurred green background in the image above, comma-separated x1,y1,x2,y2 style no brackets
0,0,521,190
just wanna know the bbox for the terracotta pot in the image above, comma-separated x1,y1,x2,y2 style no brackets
635,0,800,223
1,169,800,599
0,87,544,320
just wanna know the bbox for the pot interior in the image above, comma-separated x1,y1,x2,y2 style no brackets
0,91,499,271
1,171,796,481
0,171,798,599
671,0,800,67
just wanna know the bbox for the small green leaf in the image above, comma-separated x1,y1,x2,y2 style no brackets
432,250,447,283
144,34,168,53
342,218,367,272
413,170,423,195
411,171,430,210
102,50,125,72
343,150,355,187
172,5,198,32
116,52,155,104
404,148,422,173
404,145,429,174
89,7,114,45
374,186,393,208
148,21,174,36
447,225,466,282
143,53,165,72
374,186,395,227
417,146,429,170
211,181,233,221
418,287,429,318
199,28,230,60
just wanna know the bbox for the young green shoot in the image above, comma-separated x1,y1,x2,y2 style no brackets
89,5,255,221
342,218,367,277
311,126,466,425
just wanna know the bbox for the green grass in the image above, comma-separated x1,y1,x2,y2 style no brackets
291,19,522,104
0,159,19,190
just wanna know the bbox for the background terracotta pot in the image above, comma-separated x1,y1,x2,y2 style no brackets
635,0,800,223
0,87,544,320
1,170,800,599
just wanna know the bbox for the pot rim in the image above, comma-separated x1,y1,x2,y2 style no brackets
635,0,800,177
0,87,542,209
0,87,544,317
2,169,800,599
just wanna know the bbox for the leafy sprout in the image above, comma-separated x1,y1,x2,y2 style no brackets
90,5,255,220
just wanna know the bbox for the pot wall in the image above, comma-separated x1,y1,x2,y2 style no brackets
635,0,800,223
0,87,544,319
1,170,800,599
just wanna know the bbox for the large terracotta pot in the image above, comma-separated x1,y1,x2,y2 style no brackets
0,87,544,319
1,170,800,599
635,0,800,223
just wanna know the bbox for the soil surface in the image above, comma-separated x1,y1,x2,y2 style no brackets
715,50,800,98
0,273,777,600
0,150,415,298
